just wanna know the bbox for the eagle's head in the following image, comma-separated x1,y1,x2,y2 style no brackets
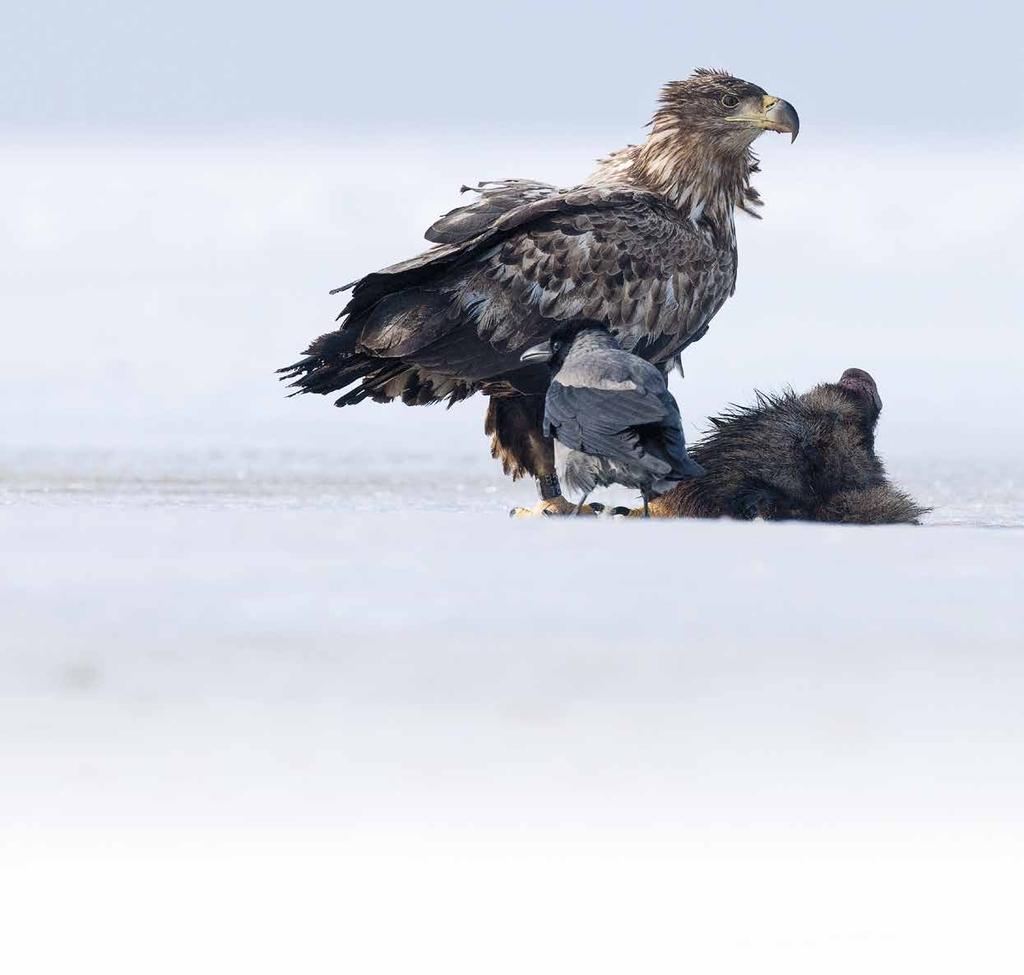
622,68,798,216
657,68,799,151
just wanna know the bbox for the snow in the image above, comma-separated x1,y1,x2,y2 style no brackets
1,136,1023,972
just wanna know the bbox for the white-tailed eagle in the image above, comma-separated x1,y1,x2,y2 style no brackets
279,68,798,514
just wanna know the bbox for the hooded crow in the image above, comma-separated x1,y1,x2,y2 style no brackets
521,327,704,516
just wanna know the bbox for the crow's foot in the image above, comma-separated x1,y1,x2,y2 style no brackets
610,497,675,519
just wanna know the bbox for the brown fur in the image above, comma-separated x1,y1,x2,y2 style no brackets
649,372,926,525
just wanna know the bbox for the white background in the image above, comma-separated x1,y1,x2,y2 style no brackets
2,2,1023,971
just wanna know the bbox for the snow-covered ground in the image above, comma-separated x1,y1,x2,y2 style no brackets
2,137,1023,972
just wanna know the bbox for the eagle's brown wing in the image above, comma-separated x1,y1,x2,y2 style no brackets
424,180,564,245
281,184,735,407
454,197,735,361
334,184,657,317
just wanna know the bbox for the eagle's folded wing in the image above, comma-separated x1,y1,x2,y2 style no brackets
289,185,735,408
337,185,730,360
465,198,733,358
425,180,563,244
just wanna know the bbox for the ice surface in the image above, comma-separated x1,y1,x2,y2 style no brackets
1,137,1023,973
3,448,1023,973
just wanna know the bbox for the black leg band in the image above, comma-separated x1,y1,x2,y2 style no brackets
537,473,562,501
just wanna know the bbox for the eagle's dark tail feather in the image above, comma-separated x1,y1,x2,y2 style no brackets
277,356,377,398
277,330,477,409
276,327,377,401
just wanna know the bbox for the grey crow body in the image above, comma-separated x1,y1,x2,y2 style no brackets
523,327,704,516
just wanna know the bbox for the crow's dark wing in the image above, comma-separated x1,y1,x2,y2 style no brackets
642,389,705,478
544,378,673,474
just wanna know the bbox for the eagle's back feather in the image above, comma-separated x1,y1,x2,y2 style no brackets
425,180,563,244
280,181,736,409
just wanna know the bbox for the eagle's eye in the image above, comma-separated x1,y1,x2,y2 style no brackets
721,94,740,109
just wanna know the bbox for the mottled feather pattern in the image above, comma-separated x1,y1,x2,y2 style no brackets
280,181,737,411
425,180,563,244
450,194,735,357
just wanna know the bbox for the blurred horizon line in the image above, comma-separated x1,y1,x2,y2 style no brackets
1,122,1021,156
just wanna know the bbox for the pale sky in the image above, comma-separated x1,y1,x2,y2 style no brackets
3,1,1022,455
4,0,1022,137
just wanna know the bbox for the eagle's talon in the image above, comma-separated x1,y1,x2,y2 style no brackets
509,496,603,519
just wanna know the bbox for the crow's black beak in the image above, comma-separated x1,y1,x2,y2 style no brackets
520,342,554,364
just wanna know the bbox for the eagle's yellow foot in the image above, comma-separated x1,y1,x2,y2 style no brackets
509,496,605,519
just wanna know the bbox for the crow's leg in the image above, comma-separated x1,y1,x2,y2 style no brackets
613,489,666,519
573,493,592,517
611,495,679,518
611,482,699,518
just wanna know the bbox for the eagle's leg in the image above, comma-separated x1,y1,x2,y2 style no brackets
485,395,598,518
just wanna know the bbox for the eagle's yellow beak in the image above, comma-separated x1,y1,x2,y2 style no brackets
727,94,800,142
